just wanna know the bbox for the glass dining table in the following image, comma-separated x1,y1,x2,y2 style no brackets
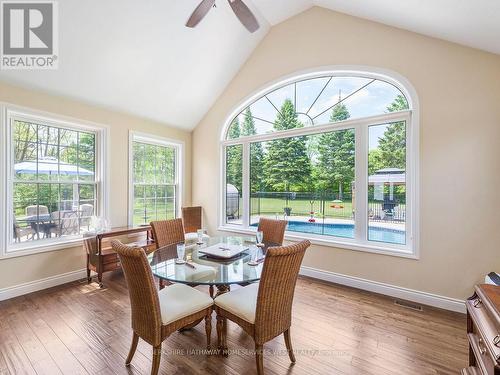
148,235,278,298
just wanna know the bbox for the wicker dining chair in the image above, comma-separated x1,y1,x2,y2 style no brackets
182,206,210,244
150,218,186,289
214,240,310,375
111,240,213,375
257,218,288,245
181,206,202,234
150,218,185,249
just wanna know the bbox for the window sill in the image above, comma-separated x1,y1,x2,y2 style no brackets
217,225,418,260
1,237,84,259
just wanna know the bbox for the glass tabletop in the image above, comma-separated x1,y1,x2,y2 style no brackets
148,236,278,286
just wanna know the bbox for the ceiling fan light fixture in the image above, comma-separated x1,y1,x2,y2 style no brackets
185,0,259,33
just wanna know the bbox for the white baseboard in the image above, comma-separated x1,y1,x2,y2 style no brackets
0,269,87,301
300,266,466,313
0,266,466,314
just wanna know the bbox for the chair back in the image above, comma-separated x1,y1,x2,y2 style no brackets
257,218,288,245
111,240,163,346
254,240,310,344
150,218,185,249
181,206,202,233
25,205,49,216
51,210,80,235
79,204,94,226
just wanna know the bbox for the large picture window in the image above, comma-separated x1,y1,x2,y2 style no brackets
130,133,181,226
2,109,106,255
222,72,418,256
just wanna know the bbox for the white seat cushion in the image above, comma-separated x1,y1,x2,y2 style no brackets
214,283,259,323
158,283,213,325
185,232,210,244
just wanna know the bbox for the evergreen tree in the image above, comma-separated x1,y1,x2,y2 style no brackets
226,118,242,194
227,118,241,139
263,99,311,192
241,109,264,193
315,102,354,197
378,95,408,169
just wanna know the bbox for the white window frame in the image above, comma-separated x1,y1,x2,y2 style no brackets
0,104,109,258
128,131,183,226
218,68,420,259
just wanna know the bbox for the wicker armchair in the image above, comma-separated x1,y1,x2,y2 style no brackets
111,240,213,375
182,206,210,244
25,205,49,216
214,240,310,374
257,218,288,245
150,218,185,249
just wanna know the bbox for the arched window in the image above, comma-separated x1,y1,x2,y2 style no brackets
221,70,418,257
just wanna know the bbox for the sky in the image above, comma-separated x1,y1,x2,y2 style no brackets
233,76,407,149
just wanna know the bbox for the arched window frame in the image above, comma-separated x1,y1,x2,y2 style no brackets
219,67,420,259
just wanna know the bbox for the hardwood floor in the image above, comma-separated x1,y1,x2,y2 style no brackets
0,271,468,374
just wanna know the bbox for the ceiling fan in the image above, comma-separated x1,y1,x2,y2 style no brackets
186,0,260,33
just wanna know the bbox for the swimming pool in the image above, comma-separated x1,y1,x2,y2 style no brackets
252,221,405,245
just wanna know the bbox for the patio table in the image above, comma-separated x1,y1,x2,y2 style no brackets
23,214,55,239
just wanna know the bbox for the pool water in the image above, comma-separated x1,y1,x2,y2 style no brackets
252,221,405,245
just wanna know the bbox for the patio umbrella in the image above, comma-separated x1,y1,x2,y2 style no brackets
14,157,93,176
14,157,94,212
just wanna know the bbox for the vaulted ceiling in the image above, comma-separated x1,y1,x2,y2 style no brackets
1,0,498,130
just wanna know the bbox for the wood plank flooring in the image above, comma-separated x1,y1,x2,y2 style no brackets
0,271,468,374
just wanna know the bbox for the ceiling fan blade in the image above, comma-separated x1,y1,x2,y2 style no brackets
186,0,216,28
227,0,260,33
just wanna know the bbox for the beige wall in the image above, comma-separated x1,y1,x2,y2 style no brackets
192,7,500,300
0,81,192,289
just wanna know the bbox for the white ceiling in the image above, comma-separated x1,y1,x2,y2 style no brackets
1,0,499,130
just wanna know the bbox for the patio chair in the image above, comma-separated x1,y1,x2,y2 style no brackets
50,210,80,237
79,204,94,230
25,205,49,217
13,216,35,242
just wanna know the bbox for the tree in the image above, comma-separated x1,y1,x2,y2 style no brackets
263,99,311,192
225,118,243,194
368,148,384,176
315,102,354,198
378,95,408,169
241,108,264,193
227,118,241,140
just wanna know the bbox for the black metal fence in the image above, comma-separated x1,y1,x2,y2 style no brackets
226,191,406,223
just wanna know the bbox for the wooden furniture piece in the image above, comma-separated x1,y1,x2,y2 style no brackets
257,218,288,246
111,240,213,375
463,284,500,375
84,226,154,288
214,240,310,375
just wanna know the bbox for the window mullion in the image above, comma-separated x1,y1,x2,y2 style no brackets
242,141,250,228
355,125,368,242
